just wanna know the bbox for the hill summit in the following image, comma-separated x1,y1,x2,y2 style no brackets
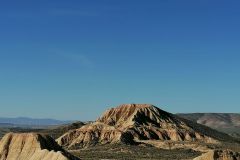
0,133,79,160
98,104,191,128
57,104,234,149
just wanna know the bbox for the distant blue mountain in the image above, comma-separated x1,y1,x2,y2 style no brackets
0,123,15,128
0,117,72,126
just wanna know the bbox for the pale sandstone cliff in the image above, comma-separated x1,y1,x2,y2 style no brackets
0,133,79,160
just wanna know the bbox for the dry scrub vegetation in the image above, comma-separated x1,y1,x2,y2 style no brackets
70,143,201,160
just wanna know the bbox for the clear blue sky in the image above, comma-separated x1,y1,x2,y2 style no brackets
0,0,240,120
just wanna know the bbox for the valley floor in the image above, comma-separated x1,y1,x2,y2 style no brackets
70,144,201,160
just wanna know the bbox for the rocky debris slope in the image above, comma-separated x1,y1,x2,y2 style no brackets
0,133,80,160
57,104,234,149
194,149,240,160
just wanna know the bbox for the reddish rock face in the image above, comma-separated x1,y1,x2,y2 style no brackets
0,133,79,160
57,104,230,149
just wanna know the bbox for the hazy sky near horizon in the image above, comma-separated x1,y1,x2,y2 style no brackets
0,0,240,120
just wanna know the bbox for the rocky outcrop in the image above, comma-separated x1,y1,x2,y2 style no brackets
194,150,240,160
57,104,233,149
0,133,79,160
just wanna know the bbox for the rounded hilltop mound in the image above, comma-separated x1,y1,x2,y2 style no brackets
57,104,235,149
0,133,79,160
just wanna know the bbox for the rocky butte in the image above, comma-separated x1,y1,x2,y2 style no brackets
57,104,234,149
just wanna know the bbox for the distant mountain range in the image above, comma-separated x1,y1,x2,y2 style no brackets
0,117,72,127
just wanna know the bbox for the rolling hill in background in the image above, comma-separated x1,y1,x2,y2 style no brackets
0,117,74,139
0,121,86,139
177,113,240,138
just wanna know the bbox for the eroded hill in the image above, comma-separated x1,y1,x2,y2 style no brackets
0,133,80,160
57,104,235,149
